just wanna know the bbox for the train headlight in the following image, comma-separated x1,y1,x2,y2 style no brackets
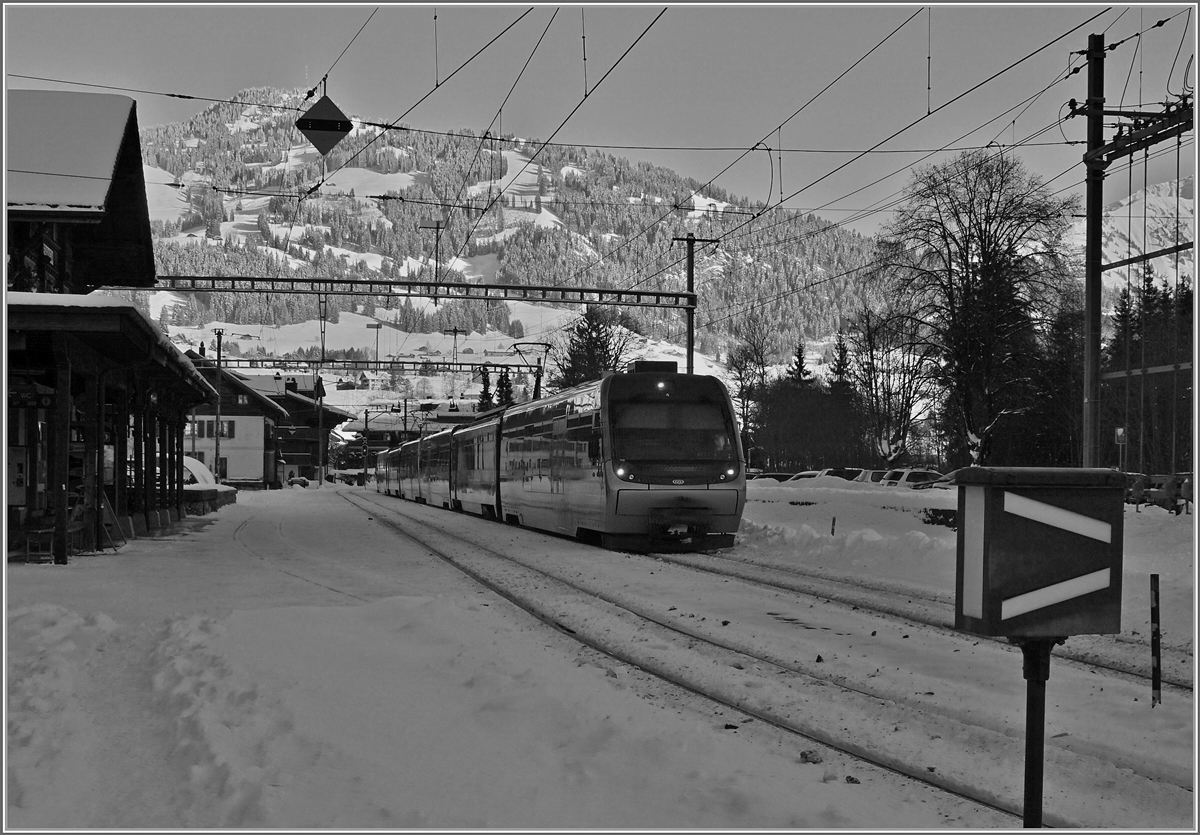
616,466,626,477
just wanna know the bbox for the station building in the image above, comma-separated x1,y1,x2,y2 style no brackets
6,89,217,562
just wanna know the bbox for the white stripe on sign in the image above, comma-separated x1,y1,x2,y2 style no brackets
1003,492,1111,543
961,486,985,619
1001,568,1111,620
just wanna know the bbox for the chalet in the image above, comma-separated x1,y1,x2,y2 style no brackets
356,370,390,390
7,90,216,563
183,352,290,489
238,373,356,483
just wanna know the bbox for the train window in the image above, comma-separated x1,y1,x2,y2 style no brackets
611,402,735,462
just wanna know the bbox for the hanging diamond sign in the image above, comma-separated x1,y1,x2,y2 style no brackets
296,95,352,156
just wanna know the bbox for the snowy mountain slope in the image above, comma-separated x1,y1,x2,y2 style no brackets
1070,177,1195,292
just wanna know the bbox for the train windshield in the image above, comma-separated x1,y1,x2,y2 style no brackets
609,383,737,463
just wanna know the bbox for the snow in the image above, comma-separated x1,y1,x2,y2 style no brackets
6,475,1192,829
322,167,419,196
7,90,133,211
142,165,191,223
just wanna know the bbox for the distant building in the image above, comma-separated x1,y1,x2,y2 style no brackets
238,373,356,482
184,351,290,489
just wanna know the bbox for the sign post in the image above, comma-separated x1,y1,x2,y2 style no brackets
954,467,1124,827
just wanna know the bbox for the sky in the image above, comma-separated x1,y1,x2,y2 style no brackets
5,3,1196,237
6,477,1192,828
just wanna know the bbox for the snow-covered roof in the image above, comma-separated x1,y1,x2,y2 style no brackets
185,352,290,418
7,89,136,215
7,89,157,288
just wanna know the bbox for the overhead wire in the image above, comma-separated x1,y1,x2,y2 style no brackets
323,8,378,87
621,42,1095,306
1166,7,1194,96
388,8,562,358
686,126,1196,345
714,54,1088,251
652,35,1128,335
315,7,535,191
435,6,667,299
436,8,562,288
541,8,924,297
616,7,1120,329
280,7,382,270
559,5,1109,307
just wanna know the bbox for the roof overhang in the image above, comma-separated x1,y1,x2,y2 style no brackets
7,293,217,405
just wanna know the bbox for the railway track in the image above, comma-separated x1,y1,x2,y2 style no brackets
343,490,1194,829
650,550,1195,690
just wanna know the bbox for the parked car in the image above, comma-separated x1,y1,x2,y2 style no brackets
880,468,942,488
911,469,958,490
785,471,822,482
816,467,863,481
748,472,798,481
287,475,310,487
1143,473,1191,513
854,469,888,484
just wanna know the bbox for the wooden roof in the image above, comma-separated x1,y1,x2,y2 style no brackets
7,293,217,405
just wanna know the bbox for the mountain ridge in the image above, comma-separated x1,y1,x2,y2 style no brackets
138,86,1192,362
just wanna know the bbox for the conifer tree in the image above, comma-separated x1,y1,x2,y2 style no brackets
477,369,494,411
496,367,515,406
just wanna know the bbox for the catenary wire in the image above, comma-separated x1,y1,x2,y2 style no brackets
537,8,924,301
602,7,1117,317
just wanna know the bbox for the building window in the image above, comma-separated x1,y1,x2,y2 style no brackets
194,419,235,438
237,394,249,406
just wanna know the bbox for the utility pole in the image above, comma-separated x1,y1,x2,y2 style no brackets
213,328,224,482
1081,32,1105,469
442,327,465,399
420,220,444,305
673,233,717,375
512,342,551,400
1073,32,1193,468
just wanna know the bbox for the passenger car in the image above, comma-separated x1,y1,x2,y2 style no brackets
854,469,888,484
880,468,942,488
748,472,798,481
785,471,821,481
816,467,863,481
287,475,310,487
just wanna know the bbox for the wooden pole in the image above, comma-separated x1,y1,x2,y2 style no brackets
1151,574,1162,705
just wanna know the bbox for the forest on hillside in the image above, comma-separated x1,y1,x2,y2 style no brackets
139,86,878,362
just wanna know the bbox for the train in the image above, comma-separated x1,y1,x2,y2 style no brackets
374,361,746,552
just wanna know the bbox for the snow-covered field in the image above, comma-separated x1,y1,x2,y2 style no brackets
6,477,1193,829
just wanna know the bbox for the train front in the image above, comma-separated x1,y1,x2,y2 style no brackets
601,366,746,551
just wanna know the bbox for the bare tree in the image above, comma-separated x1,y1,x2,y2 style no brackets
882,150,1078,465
847,300,939,466
724,315,777,464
